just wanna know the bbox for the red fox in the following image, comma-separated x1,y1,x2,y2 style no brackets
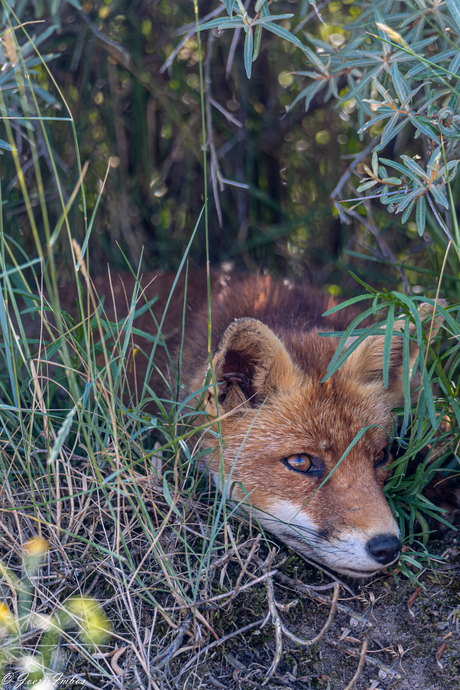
46,269,446,577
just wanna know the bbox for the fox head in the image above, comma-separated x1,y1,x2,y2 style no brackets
195,303,445,578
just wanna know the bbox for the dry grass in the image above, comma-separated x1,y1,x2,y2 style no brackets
0,253,458,690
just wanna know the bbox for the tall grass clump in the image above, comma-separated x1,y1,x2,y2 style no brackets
0,11,313,687
0,6,268,686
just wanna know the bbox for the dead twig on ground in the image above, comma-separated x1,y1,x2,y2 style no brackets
343,635,368,690
167,568,278,611
173,615,268,685
262,551,340,685
275,570,374,628
324,638,403,680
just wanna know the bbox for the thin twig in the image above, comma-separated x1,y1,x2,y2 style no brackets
151,615,191,671
174,5,226,36
293,0,334,34
324,638,403,679
226,27,242,79
78,10,130,66
209,96,243,127
343,635,368,690
169,569,278,611
160,29,196,74
262,574,340,684
275,571,374,627
173,616,268,683
230,533,262,600
225,0,250,79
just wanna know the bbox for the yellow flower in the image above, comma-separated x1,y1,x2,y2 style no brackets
66,597,110,645
24,538,49,558
0,602,15,631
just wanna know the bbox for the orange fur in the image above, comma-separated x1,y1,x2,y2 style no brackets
34,270,445,577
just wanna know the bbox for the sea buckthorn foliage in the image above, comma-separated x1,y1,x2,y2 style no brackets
0,0,459,294
197,0,460,286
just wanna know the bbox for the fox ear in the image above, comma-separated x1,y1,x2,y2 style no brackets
343,301,446,401
204,317,295,414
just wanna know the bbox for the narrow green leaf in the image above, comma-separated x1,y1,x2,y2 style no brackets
380,115,409,148
343,68,380,104
391,61,408,103
322,294,373,317
416,196,426,235
427,146,442,173
422,368,438,429
303,31,335,54
289,80,324,112
0,258,43,282
383,303,395,389
357,179,378,192
261,21,310,56
379,157,422,184
429,183,449,209
400,155,430,181
253,24,262,62
252,14,294,26
198,18,244,31
372,150,379,177
397,189,422,213
324,317,387,381
358,111,394,133
407,113,440,144
244,27,253,78
448,80,460,112
402,315,411,430
446,0,460,33
401,199,415,224
49,404,79,465
416,298,457,333
162,473,182,518
392,292,422,347
0,291,19,408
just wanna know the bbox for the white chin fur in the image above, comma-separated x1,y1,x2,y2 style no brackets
258,501,400,576
210,480,400,577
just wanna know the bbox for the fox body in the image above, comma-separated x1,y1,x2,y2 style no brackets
40,270,443,577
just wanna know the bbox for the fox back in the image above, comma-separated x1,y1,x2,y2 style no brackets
22,270,443,577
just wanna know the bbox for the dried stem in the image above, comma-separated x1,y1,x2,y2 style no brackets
324,638,403,680
275,571,374,627
173,615,268,683
262,573,340,684
343,635,368,690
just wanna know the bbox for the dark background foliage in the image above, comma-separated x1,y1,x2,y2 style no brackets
4,0,453,295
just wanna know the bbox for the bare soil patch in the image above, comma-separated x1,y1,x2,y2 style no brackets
169,532,460,690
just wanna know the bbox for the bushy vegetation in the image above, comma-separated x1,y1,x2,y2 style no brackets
0,0,459,687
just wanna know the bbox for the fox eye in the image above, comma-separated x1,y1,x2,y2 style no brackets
374,447,389,467
281,454,313,473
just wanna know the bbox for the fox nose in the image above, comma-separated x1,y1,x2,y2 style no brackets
366,535,402,565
